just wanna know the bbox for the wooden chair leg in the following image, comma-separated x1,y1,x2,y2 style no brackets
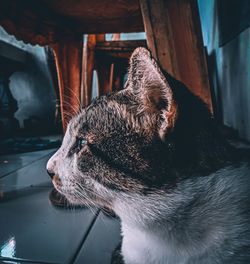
139,0,212,110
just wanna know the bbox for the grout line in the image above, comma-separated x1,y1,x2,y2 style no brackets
0,183,53,203
0,151,56,179
0,256,60,264
70,210,101,264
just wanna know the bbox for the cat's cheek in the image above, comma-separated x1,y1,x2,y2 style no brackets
80,145,90,155
77,151,96,174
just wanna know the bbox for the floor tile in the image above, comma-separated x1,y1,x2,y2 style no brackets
0,188,98,264
0,149,120,264
74,211,121,264
0,152,53,195
0,150,98,264
0,149,56,178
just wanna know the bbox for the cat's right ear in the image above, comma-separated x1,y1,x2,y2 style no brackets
126,47,177,140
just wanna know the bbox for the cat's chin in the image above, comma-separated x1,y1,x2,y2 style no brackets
62,191,107,208
67,197,94,207
52,179,113,209
57,191,91,206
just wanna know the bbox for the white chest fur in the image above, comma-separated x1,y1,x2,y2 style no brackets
113,164,250,264
121,224,186,264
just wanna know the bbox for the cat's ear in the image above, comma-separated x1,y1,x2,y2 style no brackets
127,47,177,140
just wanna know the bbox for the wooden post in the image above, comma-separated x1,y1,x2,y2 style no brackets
81,34,105,106
52,38,83,131
139,0,212,110
108,33,121,92
82,35,95,106
109,63,115,92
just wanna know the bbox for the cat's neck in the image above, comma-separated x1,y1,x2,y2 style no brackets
113,163,249,263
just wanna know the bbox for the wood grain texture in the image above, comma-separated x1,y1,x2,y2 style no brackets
0,0,144,39
52,39,82,130
140,0,212,109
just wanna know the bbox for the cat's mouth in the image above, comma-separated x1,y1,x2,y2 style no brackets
50,176,76,203
51,175,64,194
51,176,102,207
52,183,86,206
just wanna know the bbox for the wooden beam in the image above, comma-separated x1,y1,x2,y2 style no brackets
109,63,115,92
95,40,147,59
40,0,144,34
82,38,147,102
81,35,96,106
52,39,82,131
0,0,144,43
95,40,147,52
139,0,212,110
96,34,106,42
109,34,121,92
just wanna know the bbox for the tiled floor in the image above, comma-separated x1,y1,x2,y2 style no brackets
0,149,121,264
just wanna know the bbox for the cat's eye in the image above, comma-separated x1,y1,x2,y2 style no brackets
76,138,87,152
68,138,88,156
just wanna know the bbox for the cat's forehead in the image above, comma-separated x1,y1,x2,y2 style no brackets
67,121,79,137
68,95,129,134
68,113,86,136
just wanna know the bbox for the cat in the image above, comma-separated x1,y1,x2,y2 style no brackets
47,47,250,264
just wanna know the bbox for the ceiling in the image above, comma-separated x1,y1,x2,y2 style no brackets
32,0,144,33
0,0,144,45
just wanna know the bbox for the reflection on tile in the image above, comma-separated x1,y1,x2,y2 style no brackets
0,236,16,259
0,149,56,178
0,150,99,264
0,259,21,264
0,188,98,264
0,149,121,264
0,153,52,196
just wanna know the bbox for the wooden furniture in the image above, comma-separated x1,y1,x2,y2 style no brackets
82,35,147,106
140,0,212,109
0,0,212,128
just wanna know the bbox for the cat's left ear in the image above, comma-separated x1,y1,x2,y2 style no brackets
127,47,177,140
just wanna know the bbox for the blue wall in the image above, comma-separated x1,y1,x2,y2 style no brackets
198,0,250,142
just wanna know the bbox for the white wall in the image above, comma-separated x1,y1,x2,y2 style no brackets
0,26,56,129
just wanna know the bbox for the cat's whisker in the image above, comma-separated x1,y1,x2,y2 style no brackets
76,182,108,201
60,100,80,114
73,186,98,216
62,85,83,107
60,93,82,115
74,183,120,223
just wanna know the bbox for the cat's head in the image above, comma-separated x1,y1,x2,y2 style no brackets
46,47,225,208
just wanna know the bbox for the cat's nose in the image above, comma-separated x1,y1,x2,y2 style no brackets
47,169,55,179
